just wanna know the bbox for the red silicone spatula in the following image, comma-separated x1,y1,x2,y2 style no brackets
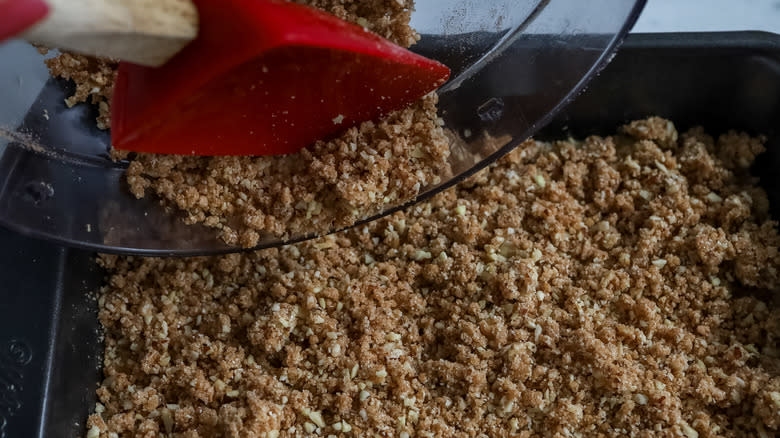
0,0,49,43
1,0,450,157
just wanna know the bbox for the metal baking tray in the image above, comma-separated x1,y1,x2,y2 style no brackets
0,32,778,438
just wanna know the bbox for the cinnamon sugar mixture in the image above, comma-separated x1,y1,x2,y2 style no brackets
85,118,780,438
45,0,450,248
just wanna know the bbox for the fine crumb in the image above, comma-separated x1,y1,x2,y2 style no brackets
87,118,780,437
43,0,446,248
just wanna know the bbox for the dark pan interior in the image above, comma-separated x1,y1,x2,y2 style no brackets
0,32,777,438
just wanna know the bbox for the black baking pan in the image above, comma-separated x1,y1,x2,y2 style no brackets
0,31,778,438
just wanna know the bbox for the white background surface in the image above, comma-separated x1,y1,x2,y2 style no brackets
634,0,780,33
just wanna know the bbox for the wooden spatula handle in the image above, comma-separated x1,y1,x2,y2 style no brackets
22,0,199,67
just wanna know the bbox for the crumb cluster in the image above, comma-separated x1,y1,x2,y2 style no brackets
86,118,780,438
44,0,450,248
125,92,450,248
44,51,117,130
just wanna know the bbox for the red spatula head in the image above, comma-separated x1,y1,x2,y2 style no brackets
0,0,49,42
111,0,450,156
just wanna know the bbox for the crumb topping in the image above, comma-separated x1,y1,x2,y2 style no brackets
87,118,780,437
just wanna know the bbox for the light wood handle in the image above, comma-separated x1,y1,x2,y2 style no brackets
23,0,199,66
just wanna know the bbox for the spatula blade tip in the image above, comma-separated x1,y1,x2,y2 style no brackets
110,0,452,157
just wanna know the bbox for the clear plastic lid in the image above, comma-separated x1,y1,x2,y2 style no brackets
0,0,646,255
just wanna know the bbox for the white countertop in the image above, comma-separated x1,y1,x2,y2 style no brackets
633,0,780,33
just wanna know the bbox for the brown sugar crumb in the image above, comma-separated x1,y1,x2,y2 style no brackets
44,52,117,130
43,0,445,248
87,118,780,437
126,92,449,248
